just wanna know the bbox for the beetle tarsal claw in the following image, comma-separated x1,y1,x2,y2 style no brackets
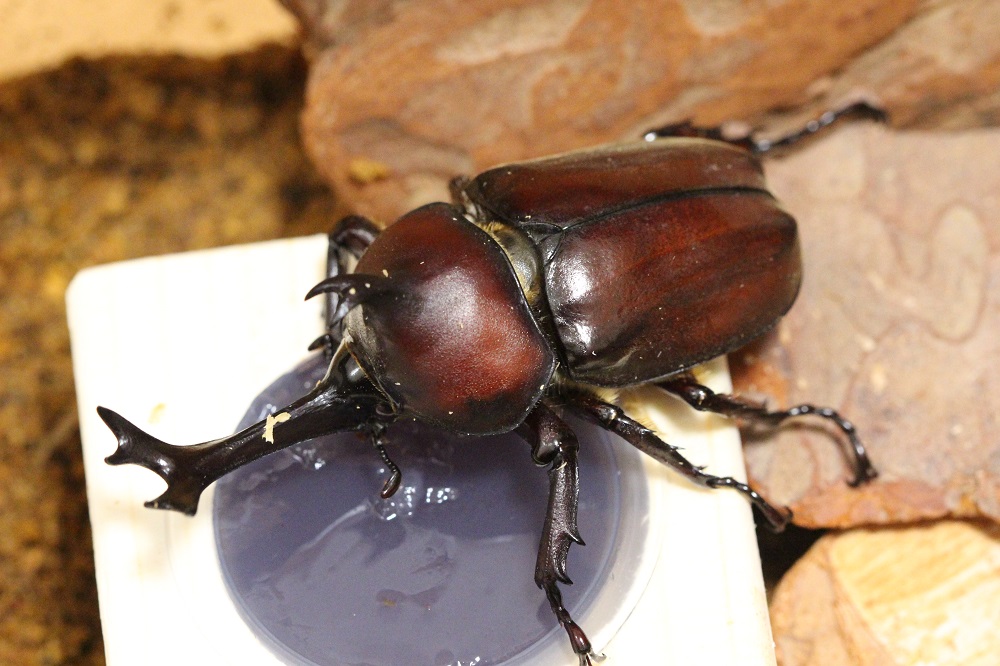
379,468,402,499
307,333,332,352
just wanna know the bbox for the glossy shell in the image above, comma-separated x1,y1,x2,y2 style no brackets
343,203,556,433
465,139,801,386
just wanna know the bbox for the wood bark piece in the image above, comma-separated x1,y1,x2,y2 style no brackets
770,521,1000,666
0,0,296,80
284,0,1000,222
738,123,1000,528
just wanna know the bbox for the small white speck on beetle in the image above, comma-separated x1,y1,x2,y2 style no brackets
263,412,291,444
365,282,371,288
448,411,454,415
382,269,389,277
348,287,357,295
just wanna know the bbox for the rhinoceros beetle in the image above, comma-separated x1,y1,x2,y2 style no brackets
99,104,880,666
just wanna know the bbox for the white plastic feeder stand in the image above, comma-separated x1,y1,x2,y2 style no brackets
68,235,776,666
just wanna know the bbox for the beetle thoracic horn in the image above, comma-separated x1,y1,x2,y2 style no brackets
304,273,395,306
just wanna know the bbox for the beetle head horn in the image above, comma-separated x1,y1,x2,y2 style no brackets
100,360,387,515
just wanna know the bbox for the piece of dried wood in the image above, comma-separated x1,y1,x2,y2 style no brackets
736,123,1000,528
770,520,1000,666
283,0,1000,221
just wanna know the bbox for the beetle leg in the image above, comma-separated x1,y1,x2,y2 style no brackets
658,375,878,487
516,402,602,666
368,422,402,498
569,393,792,532
305,273,396,356
310,215,381,356
643,102,886,154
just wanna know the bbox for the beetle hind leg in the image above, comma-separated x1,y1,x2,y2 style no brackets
746,102,887,154
568,393,792,532
643,102,886,154
658,375,877,487
516,402,603,666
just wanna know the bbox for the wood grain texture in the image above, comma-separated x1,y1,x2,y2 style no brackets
737,123,1000,528
284,0,1000,221
770,521,1000,666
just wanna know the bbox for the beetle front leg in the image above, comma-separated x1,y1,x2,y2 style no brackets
658,375,877,487
309,215,381,356
569,393,792,532
516,402,602,666
368,422,402,498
